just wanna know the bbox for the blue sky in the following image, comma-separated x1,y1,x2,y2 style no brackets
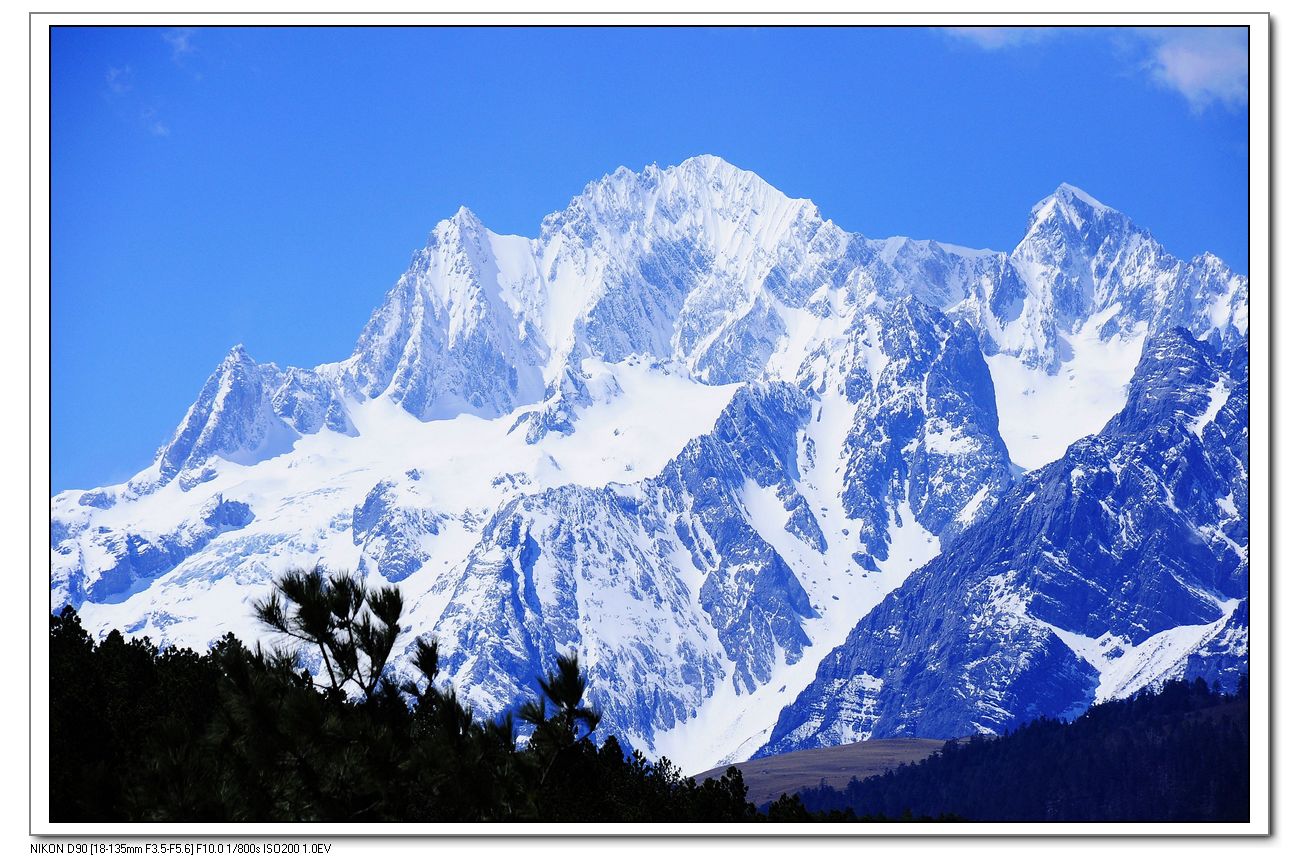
50,25,1250,492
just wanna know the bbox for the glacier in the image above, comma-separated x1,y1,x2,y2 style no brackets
50,155,1248,772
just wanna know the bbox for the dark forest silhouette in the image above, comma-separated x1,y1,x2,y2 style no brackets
49,567,1247,822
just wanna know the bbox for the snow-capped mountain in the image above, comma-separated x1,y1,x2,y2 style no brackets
50,156,1248,772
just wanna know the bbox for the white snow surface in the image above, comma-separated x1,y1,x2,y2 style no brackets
988,308,1148,470
66,358,737,646
1046,598,1241,702
1190,376,1231,439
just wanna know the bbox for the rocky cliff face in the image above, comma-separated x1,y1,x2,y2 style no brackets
759,330,1248,755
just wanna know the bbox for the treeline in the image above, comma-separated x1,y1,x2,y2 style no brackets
49,568,785,822
792,677,1249,822
48,565,1248,823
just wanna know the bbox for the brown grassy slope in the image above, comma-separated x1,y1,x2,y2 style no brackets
692,738,951,807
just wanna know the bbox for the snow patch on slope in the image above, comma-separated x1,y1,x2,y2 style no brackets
1189,377,1230,439
988,308,1147,470
1045,597,1241,702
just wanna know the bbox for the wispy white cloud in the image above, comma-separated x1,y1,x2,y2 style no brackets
942,27,1053,50
106,68,170,136
102,32,201,137
162,28,196,63
141,106,169,137
1140,27,1247,111
940,25,1248,114
105,65,133,95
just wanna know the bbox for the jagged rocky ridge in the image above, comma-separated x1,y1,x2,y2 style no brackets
50,156,1247,770
759,329,1249,755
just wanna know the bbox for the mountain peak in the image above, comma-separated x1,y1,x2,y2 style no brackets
1053,182,1111,212
667,153,774,190
1023,182,1129,241
573,154,793,210
599,153,744,183
451,204,481,224
223,343,254,365
419,206,490,258
1029,182,1114,222
675,152,738,175
434,205,486,236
